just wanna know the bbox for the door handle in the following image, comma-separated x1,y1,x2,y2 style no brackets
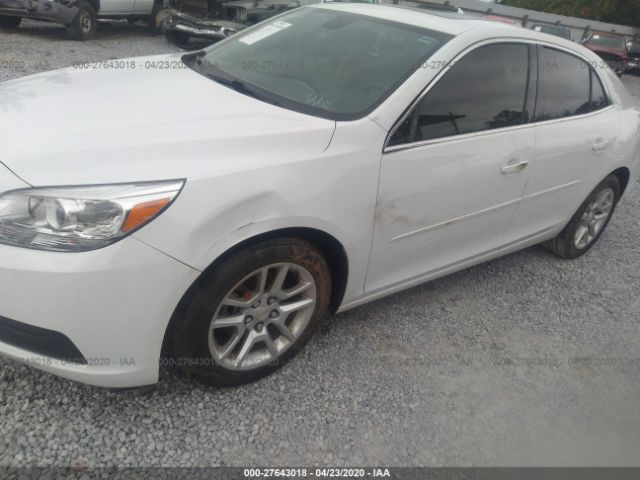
501,159,529,175
592,138,610,153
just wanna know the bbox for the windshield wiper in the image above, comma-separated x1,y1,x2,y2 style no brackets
205,74,268,102
183,52,281,107
202,66,280,106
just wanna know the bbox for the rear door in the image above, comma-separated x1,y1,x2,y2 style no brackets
366,43,537,293
505,45,620,244
99,0,134,15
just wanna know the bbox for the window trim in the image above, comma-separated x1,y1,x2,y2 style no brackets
533,44,611,122
589,65,611,113
383,38,614,154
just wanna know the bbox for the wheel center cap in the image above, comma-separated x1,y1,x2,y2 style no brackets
252,304,270,320
251,294,279,320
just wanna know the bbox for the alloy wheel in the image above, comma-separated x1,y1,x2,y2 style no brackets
208,263,316,371
574,188,615,250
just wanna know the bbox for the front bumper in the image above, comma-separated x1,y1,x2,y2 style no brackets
0,313,87,363
163,10,245,50
0,0,77,25
0,237,200,387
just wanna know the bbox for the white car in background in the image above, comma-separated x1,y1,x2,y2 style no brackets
0,4,638,388
0,0,167,40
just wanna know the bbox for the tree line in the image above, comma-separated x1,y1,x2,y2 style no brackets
498,0,640,27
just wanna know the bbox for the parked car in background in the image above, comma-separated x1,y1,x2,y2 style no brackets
627,41,640,74
481,14,520,26
583,32,628,75
531,23,571,41
163,10,245,50
163,0,300,50
0,0,168,40
414,1,463,14
321,0,380,3
0,4,638,388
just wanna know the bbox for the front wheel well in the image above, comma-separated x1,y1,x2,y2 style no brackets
205,228,349,313
161,227,349,358
611,167,630,197
76,0,99,12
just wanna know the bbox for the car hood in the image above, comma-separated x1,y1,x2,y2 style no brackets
585,44,626,58
0,54,336,186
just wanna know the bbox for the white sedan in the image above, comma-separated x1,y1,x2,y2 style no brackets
0,4,638,388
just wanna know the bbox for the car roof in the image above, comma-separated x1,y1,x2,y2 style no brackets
308,3,509,36
589,31,625,38
306,4,591,56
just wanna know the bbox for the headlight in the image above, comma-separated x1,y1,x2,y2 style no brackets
0,180,184,252
221,27,238,37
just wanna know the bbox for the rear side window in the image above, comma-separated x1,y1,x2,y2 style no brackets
388,43,532,146
536,47,609,121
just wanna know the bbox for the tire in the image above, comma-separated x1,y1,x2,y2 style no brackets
147,2,169,35
610,61,626,76
169,238,332,386
544,175,621,259
164,29,191,49
67,0,96,41
0,15,21,29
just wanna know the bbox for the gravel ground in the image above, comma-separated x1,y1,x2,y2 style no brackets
0,20,178,82
1,22,640,468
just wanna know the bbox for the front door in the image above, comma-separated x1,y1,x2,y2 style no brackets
366,42,536,293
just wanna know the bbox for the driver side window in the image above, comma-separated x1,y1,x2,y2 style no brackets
389,43,533,147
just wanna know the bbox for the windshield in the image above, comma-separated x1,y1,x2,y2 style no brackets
586,34,626,51
537,25,570,39
192,7,452,120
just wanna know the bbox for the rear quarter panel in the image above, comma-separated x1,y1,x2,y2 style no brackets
605,69,640,185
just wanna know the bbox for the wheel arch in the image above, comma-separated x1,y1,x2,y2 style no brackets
161,227,350,356
611,166,631,197
77,0,100,12
205,227,349,313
